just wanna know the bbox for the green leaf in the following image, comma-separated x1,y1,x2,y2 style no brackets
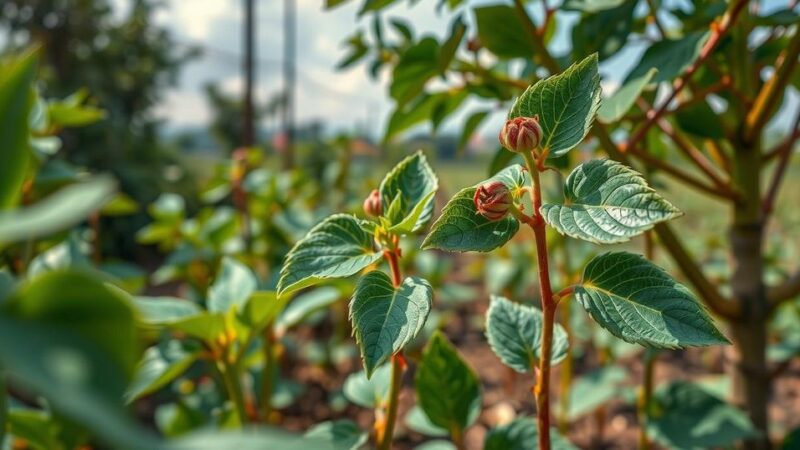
343,364,391,409
240,291,286,330
422,165,526,253
575,252,730,348
485,295,568,373
169,312,226,342
385,90,468,141
380,151,439,233
134,296,203,325
277,214,382,297
571,0,636,60
415,332,481,433
509,54,602,158
167,428,365,450
5,270,139,376
350,271,432,377
404,405,448,437
458,110,490,155
556,366,627,420
6,409,61,450
208,257,257,313
125,341,200,402
439,15,466,73
0,50,36,210
675,100,726,139
626,32,709,84
474,5,534,58
648,382,759,450
563,0,627,12
541,159,683,243
276,287,342,332
0,176,116,246
390,37,440,106
484,418,579,450
304,420,368,450
598,68,657,123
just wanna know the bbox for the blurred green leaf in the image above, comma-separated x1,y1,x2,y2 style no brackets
416,332,481,434
474,5,534,58
556,366,627,420
405,405,448,437
598,69,657,123
563,0,627,12
276,286,342,332
126,341,200,402
208,257,257,313
675,101,726,139
390,37,440,106
6,409,61,450
439,15,466,73
0,176,116,247
509,54,601,158
343,364,391,408
648,381,759,449
458,110,490,155
485,418,578,449
350,271,432,377
571,0,636,59
0,49,36,210
134,296,203,325
626,31,709,83
304,420,367,450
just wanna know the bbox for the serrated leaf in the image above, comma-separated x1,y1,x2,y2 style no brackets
350,271,432,377
422,165,526,253
380,150,438,233
598,68,657,123
541,159,683,244
415,332,481,433
343,364,392,409
486,295,568,373
648,382,759,450
208,257,257,313
509,54,601,158
575,252,730,348
484,418,579,450
277,214,382,297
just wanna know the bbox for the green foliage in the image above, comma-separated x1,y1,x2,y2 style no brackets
0,50,36,210
350,271,432,377
207,257,257,313
541,159,683,244
648,382,759,449
343,364,391,409
597,68,657,123
422,165,526,252
474,5,534,58
415,332,481,434
486,295,568,373
509,54,601,158
277,214,382,297
576,252,730,348
126,341,201,402
303,420,369,450
626,32,709,83
484,418,578,450
379,150,439,233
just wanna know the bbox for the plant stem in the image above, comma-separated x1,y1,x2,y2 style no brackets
0,372,6,446
219,360,248,424
522,151,555,450
261,323,277,423
377,247,405,450
638,349,657,450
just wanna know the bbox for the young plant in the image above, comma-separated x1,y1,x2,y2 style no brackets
423,55,729,449
277,150,438,449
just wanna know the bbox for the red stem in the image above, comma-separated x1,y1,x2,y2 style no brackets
377,246,405,450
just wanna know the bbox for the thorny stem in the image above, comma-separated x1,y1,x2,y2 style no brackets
377,244,405,450
521,151,556,450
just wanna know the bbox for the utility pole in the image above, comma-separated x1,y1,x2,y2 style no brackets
242,0,255,148
282,0,296,169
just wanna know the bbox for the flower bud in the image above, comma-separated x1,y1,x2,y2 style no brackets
473,181,512,221
499,116,543,153
363,189,383,217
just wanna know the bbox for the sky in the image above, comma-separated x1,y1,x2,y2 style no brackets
118,0,794,140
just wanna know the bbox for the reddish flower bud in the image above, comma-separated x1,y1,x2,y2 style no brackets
499,116,543,153
467,37,482,53
473,181,513,221
363,189,383,217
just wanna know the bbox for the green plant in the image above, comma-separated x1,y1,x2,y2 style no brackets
423,55,729,449
331,1,800,447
